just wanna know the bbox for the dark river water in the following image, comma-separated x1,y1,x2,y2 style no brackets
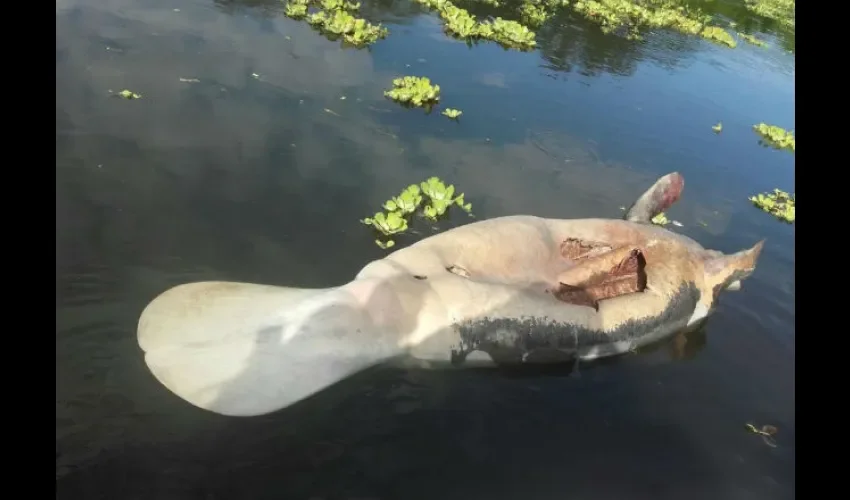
56,0,795,498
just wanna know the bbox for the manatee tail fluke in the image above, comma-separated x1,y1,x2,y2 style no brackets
624,172,685,224
703,240,766,293
137,281,399,417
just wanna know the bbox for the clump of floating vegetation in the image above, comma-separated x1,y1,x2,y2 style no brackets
490,16,538,48
744,0,794,29
712,122,722,133
753,123,795,152
651,212,669,226
442,108,463,119
384,76,441,109
284,0,309,18
361,178,473,248
413,0,537,50
113,89,142,99
749,189,794,223
738,32,767,47
283,0,388,47
519,2,552,28
700,26,736,48
569,0,735,47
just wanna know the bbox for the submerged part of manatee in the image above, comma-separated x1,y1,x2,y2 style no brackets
284,0,388,47
749,189,795,223
361,178,473,249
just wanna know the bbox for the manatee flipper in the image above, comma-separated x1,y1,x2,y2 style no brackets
138,281,400,417
624,172,685,224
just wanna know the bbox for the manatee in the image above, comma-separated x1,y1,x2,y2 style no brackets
137,172,763,416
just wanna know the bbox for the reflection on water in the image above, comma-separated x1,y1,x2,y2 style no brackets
56,0,794,498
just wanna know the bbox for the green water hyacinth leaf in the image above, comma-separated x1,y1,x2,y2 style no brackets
744,0,795,29
749,189,795,223
651,212,670,226
384,184,423,214
320,0,361,11
295,1,388,48
384,76,441,108
284,2,308,18
412,0,536,50
700,26,736,48
442,108,462,119
361,177,474,249
454,193,472,212
420,176,454,203
738,32,767,47
115,89,142,99
712,122,722,133
490,17,537,49
569,0,736,44
753,123,795,152
361,211,408,235
520,2,552,29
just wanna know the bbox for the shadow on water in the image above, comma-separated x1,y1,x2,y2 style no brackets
57,0,794,498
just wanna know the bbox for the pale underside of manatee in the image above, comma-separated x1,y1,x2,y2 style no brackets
137,172,764,417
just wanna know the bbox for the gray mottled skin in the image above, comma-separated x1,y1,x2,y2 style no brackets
450,282,701,366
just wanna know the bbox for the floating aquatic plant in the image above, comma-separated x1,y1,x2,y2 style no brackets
744,0,795,29
700,26,736,48
320,0,361,11
520,2,552,28
490,17,538,49
753,123,795,152
361,211,409,249
114,89,142,99
284,0,309,18
420,176,472,220
749,189,794,223
361,177,473,249
314,9,388,46
569,0,733,46
284,0,388,47
712,122,722,133
651,212,669,226
384,184,424,215
384,76,441,108
413,0,537,50
738,32,767,47
442,108,463,119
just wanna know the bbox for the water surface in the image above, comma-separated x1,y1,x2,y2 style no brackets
56,0,795,498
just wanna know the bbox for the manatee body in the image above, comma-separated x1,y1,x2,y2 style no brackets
137,173,764,416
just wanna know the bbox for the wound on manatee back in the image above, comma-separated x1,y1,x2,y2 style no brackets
554,247,647,310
